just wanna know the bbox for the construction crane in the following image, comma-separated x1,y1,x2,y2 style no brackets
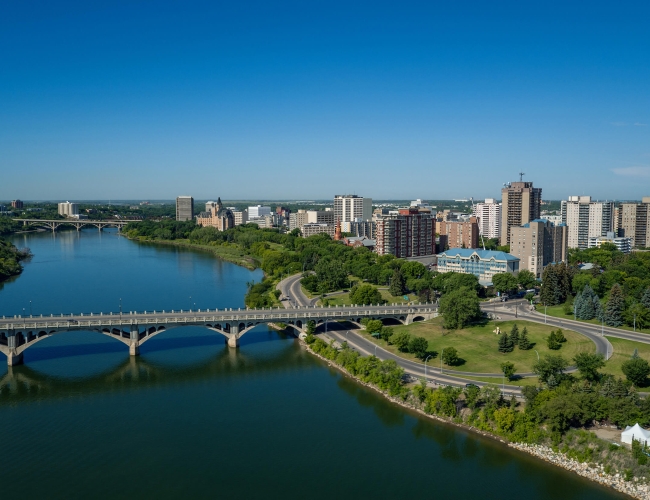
469,197,486,251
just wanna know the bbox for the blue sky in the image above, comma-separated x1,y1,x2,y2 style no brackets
1,1,648,201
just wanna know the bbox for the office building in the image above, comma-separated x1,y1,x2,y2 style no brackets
588,232,633,254
275,206,291,218
509,220,568,279
561,196,615,249
232,209,248,226
619,198,650,248
473,198,501,239
58,201,79,217
436,218,480,250
500,181,542,245
11,200,23,209
375,208,435,258
301,223,337,238
176,196,194,221
248,205,271,218
436,249,519,285
334,195,372,222
196,198,233,231
306,209,334,224
289,210,309,231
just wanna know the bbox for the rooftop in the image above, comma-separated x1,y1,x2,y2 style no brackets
439,248,519,261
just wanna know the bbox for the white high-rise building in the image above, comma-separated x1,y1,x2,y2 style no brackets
334,195,372,222
561,196,615,249
248,205,271,218
58,201,79,217
472,198,501,239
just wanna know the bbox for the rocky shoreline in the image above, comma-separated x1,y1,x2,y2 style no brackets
302,341,648,499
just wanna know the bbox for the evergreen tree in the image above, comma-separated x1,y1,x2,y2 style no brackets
389,268,406,297
518,327,531,350
546,331,561,350
554,328,566,343
604,283,624,327
510,324,519,345
593,295,604,321
578,285,597,319
573,291,583,317
498,332,514,353
642,287,650,310
540,262,574,306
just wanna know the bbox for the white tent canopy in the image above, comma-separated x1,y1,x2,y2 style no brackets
621,423,650,446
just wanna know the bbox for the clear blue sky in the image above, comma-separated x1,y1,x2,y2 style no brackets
2,1,649,201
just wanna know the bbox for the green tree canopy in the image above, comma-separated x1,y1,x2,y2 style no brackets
621,357,650,387
533,354,568,385
492,273,518,294
501,361,517,381
439,286,481,330
573,352,605,381
516,269,537,289
349,284,384,305
441,347,459,366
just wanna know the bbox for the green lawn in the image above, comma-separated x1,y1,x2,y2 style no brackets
602,336,650,378
321,289,418,306
542,304,650,335
359,317,595,374
459,375,539,387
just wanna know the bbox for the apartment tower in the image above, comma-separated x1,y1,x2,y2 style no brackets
473,198,501,239
560,196,615,249
500,181,542,245
619,198,650,248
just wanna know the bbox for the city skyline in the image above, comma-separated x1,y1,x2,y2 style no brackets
2,1,649,200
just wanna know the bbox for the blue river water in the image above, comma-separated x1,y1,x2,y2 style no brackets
0,230,623,499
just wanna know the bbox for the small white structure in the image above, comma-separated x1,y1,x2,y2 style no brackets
621,423,650,446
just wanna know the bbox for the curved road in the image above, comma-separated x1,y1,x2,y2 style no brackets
277,274,650,395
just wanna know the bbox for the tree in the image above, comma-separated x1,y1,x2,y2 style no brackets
439,286,481,329
642,287,650,310
510,324,519,345
314,257,348,293
554,328,566,343
573,352,605,381
365,319,384,336
533,354,568,385
540,262,574,306
408,336,429,359
349,284,384,305
546,332,561,350
492,273,518,295
516,269,537,289
441,347,459,366
518,327,531,350
498,332,514,353
389,268,406,296
380,326,394,342
604,283,624,327
625,302,650,330
501,361,517,381
464,383,481,409
621,357,650,387
391,331,411,352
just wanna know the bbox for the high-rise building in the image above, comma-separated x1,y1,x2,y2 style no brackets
176,196,194,221
619,198,650,248
500,181,542,245
306,210,334,224
560,196,614,249
334,195,372,222
11,200,23,209
473,198,501,239
375,208,435,257
436,218,480,249
509,220,568,279
58,201,79,217
341,220,375,238
248,205,271,218
289,210,309,231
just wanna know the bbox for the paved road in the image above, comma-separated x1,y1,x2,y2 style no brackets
277,274,317,308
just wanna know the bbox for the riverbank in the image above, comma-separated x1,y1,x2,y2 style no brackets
130,237,260,270
302,339,648,499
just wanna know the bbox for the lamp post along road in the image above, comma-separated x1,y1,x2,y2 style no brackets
424,354,432,381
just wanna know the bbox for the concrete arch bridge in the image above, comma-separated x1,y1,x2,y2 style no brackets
14,219,142,232
0,303,437,366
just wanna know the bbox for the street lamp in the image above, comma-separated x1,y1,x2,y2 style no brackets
424,354,432,381
374,344,377,357
30,300,32,317
634,314,636,333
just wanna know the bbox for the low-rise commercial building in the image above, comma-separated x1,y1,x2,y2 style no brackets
436,249,519,285
509,219,568,279
588,232,633,254
248,205,271,218
302,223,336,238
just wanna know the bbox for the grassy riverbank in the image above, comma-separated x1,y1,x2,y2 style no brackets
303,336,650,496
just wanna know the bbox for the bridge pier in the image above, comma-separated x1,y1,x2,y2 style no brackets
129,325,140,356
6,332,23,366
227,324,240,348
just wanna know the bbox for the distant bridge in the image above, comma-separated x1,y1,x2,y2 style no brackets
0,304,437,366
14,219,142,232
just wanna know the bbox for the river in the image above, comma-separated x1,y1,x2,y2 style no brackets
0,230,623,499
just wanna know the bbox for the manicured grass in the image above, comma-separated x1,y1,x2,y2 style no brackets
459,375,539,387
542,304,650,334
359,317,595,374
321,290,418,306
602,337,650,378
